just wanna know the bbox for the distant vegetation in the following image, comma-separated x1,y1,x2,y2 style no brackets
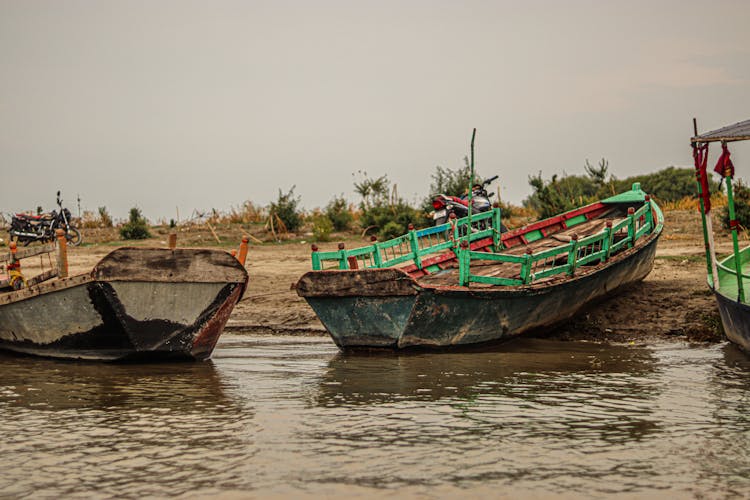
325,195,353,231
354,171,422,240
269,187,302,233
525,160,719,218
120,207,151,240
61,157,740,245
722,179,750,231
98,207,113,228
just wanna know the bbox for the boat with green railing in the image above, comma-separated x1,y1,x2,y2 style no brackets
692,118,750,352
296,183,663,349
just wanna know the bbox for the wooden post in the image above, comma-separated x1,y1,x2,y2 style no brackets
7,242,22,289
8,241,18,274
408,223,421,269
458,239,470,286
337,242,348,270
521,248,533,284
8,241,17,265
311,244,321,270
602,221,613,262
692,127,719,289
206,222,221,243
725,167,745,302
644,195,653,231
55,228,68,278
567,234,579,276
450,213,458,249
492,206,502,252
347,256,359,269
168,232,177,250
371,235,383,268
627,207,636,248
237,236,249,266
467,128,476,239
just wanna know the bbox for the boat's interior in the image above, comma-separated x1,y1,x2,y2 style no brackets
410,203,654,288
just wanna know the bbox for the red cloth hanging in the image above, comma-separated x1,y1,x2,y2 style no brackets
714,143,735,178
693,143,711,213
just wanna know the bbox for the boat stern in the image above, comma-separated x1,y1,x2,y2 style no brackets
93,247,249,360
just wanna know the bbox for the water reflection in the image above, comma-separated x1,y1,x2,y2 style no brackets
2,336,750,497
317,338,657,404
301,342,665,495
0,352,256,498
0,353,231,411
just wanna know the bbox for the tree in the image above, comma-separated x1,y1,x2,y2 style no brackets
269,186,302,232
325,195,353,231
353,172,422,239
120,207,151,240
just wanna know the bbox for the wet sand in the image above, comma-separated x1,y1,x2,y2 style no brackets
61,209,732,344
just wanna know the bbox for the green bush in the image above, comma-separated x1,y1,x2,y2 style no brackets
120,207,151,240
380,221,404,240
359,203,421,240
611,166,718,202
524,163,719,218
311,215,334,241
722,179,750,230
325,196,353,231
270,186,302,232
98,206,113,228
353,172,423,240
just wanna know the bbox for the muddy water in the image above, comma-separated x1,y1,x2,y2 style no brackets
1,336,749,498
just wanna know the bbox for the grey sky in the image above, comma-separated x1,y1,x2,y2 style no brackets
1,0,749,221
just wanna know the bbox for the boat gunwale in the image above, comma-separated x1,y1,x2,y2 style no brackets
298,218,663,298
0,247,249,307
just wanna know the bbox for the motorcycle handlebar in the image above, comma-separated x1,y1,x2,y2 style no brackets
483,175,499,186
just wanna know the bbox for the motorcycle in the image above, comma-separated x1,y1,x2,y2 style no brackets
9,191,83,246
432,175,507,232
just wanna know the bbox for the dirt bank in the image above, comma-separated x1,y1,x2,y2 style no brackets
54,209,731,345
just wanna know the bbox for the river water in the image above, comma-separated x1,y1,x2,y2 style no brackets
1,335,749,498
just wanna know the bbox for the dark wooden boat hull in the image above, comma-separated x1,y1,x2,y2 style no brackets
299,234,659,349
714,291,750,353
0,248,248,361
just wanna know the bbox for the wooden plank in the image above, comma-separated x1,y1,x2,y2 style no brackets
26,269,58,287
577,250,607,267
92,248,247,283
531,265,568,281
296,268,419,297
0,243,56,264
468,274,524,286
467,250,526,264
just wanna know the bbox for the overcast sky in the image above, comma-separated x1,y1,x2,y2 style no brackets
1,0,749,221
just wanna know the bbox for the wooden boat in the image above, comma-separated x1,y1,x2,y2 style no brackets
0,234,249,361
692,118,750,352
296,183,663,349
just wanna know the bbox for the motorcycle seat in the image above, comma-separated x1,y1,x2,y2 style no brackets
15,213,53,220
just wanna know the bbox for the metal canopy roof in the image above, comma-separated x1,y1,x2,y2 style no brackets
692,119,750,143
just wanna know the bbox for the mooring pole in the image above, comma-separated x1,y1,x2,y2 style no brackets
692,118,719,289
724,155,745,302
467,128,476,240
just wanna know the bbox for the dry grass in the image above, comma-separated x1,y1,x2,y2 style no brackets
660,193,726,212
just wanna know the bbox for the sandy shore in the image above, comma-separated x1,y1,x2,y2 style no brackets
57,209,730,345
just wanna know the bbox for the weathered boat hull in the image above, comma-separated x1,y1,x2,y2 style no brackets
714,291,750,353
0,248,248,361
300,234,659,350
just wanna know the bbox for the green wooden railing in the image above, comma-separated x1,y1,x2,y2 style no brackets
311,208,502,271
461,200,655,286
311,198,658,288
